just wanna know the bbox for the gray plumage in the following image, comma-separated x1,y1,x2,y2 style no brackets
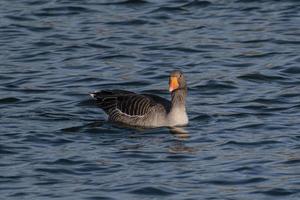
90,70,188,127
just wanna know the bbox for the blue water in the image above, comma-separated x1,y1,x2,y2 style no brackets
1,0,300,199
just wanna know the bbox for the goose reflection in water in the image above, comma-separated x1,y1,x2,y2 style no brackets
62,120,196,154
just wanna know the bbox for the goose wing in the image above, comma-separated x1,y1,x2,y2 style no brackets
90,90,167,117
142,94,171,113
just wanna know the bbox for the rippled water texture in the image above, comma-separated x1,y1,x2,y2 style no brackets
1,0,300,199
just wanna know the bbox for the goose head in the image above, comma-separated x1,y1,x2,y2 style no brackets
169,70,187,92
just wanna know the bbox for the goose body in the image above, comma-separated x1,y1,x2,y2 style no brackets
90,70,188,127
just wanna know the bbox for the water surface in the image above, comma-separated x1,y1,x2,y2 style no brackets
1,0,300,199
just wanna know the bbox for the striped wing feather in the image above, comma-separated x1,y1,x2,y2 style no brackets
117,95,154,116
91,90,159,117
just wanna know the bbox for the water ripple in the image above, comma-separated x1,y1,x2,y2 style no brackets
205,177,267,185
255,188,296,196
0,97,20,104
238,73,287,82
34,6,97,17
130,186,175,196
223,140,281,147
1,0,299,199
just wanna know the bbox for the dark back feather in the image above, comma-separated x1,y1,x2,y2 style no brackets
91,90,169,117
142,94,171,113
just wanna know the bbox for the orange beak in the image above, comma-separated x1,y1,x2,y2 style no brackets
169,77,179,92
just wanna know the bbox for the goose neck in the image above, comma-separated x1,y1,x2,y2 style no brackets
171,88,187,109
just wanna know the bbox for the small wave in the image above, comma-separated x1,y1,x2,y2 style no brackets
170,25,206,34
24,135,73,145
205,177,266,185
238,73,286,82
192,80,237,91
86,196,114,200
235,0,292,2
36,112,77,122
290,104,300,109
254,188,295,196
86,43,113,49
35,167,85,175
160,47,204,53
241,104,268,111
100,54,136,59
106,19,151,26
222,140,281,147
150,6,186,13
191,114,212,121
0,75,13,80
12,24,53,32
0,147,16,155
182,0,212,8
241,6,260,11
12,88,55,94
42,158,85,166
235,52,282,58
273,39,300,45
9,51,52,61
61,125,84,133
130,186,175,196
0,175,23,184
278,91,300,98
42,6,95,13
25,1,48,6
230,166,255,172
34,6,96,17
228,123,265,130
100,0,149,5
282,159,300,165
240,39,272,43
5,15,34,22
0,97,20,104
139,159,177,163
33,179,61,186
32,41,57,47
281,66,300,74
251,98,285,104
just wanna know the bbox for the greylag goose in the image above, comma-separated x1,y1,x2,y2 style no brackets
90,70,188,127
